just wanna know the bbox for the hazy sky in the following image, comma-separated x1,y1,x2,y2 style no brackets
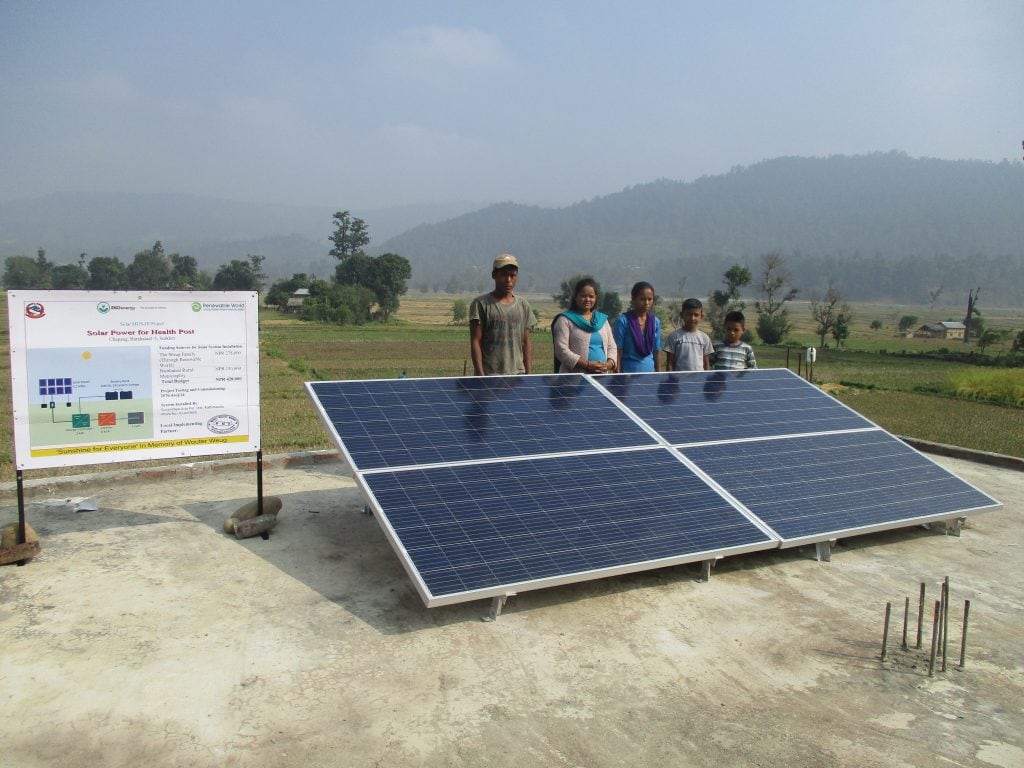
2,1,1021,211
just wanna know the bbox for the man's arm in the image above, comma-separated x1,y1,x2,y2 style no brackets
470,320,485,375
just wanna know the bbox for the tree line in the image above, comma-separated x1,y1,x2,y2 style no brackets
3,243,265,291
2,211,415,327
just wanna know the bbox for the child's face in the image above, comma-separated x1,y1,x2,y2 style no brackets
681,306,702,331
723,320,744,345
631,288,655,314
574,285,597,313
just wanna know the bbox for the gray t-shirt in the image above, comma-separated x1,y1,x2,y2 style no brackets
469,293,535,375
664,328,714,371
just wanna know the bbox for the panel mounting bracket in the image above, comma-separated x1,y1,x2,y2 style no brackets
815,540,835,562
944,517,966,537
482,593,515,622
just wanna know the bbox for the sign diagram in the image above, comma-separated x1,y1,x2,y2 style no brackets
7,291,260,470
27,346,154,447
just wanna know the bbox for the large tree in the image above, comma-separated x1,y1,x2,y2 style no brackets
754,252,798,344
327,212,411,321
335,252,411,321
169,253,210,290
87,256,128,290
212,255,265,291
335,253,375,288
127,241,171,290
329,210,370,262
367,252,412,321
51,263,90,289
897,315,919,333
809,281,852,348
3,252,51,289
963,287,981,344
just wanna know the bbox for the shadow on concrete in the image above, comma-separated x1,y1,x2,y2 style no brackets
1,500,184,537
178,477,974,637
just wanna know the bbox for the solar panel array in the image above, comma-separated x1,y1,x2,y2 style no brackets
307,370,1001,608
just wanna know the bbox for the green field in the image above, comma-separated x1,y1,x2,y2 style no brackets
1,293,1022,482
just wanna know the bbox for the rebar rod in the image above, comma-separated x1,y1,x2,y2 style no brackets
928,600,941,677
916,582,925,649
942,577,950,673
959,600,971,669
901,596,910,650
881,602,892,660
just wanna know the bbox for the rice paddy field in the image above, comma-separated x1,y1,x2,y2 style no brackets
1,292,1022,482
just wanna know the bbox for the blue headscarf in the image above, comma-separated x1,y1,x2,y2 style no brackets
560,309,608,332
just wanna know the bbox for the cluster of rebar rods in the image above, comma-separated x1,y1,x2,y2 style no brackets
879,576,971,675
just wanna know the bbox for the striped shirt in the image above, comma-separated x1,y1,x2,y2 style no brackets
713,341,757,370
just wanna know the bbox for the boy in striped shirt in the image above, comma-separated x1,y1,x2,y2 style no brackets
713,311,757,370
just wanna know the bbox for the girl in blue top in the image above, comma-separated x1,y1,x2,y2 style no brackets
613,281,662,373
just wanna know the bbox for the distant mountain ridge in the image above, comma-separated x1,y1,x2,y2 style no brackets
379,152,1024,304
3,153,1022,303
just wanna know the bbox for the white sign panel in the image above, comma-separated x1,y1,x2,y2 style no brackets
7,291,260,470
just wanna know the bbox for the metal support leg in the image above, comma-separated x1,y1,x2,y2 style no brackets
483,595,510,622
700,559,715,582
943,517,964,537
815,540,833,562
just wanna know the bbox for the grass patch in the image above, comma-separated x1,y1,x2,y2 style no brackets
832,388,1024,457
947,368,1024,408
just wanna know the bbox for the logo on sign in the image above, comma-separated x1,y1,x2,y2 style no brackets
25,303,45,319
96,301,111,314
207,414,240,434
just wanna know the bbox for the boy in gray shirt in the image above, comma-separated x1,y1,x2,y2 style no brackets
664,298,714,371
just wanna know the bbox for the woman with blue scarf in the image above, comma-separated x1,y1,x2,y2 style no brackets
552,277,618,374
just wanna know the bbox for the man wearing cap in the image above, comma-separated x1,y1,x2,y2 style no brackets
469,253,535,375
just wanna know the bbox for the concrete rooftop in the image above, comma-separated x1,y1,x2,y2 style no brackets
1,453,1022,768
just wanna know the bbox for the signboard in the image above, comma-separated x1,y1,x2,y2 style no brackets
7,291,260,470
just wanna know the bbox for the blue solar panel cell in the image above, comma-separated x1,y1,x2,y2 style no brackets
363,448,774,602
309,375,656,470
683,430,1000,542
595,369,874,445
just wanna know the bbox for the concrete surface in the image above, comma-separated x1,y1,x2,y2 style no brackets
1,454,1022,768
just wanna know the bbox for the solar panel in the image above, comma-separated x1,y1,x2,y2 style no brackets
359,447,776,606
594,368,874,445
307,369,1001,609
594,369,1001,546
307,375,657,471
683,430,1001,545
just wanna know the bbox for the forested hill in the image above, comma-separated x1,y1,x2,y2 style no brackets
379,152,1024,305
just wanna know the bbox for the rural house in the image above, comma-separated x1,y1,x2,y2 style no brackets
915,321,966,340
285,288,310,314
